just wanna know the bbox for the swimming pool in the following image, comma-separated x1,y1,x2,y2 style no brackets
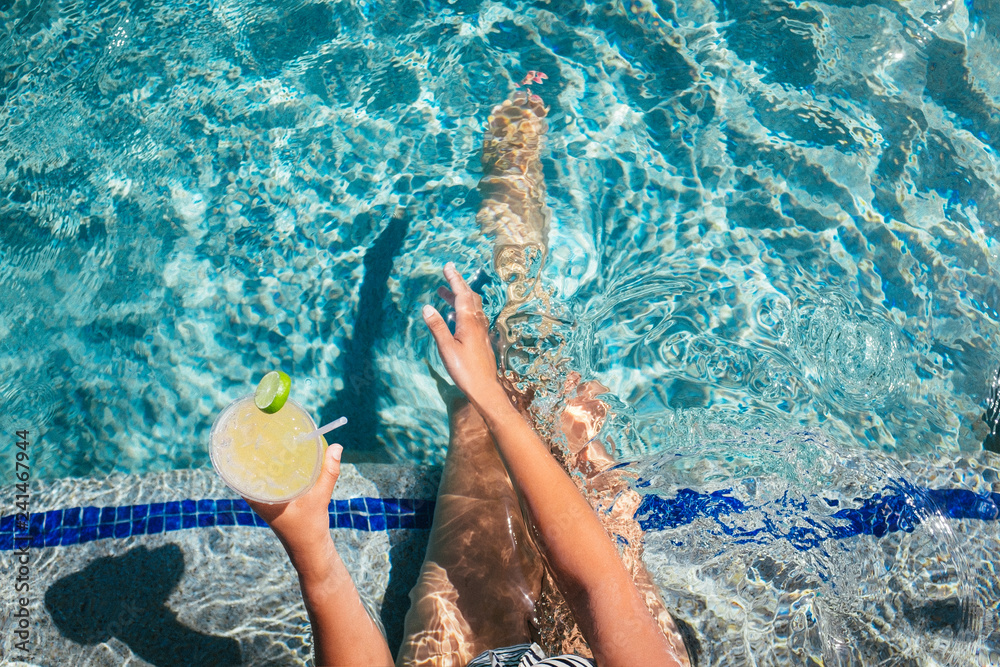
2,0,999,663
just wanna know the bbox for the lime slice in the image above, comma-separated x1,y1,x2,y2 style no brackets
255,370,291,414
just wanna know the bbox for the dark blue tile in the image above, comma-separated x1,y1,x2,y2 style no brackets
132,505,148,520
113,523,131,538
383,499,401,515
100,507,116,525
98,524,114,539
197,514,216,528
197,499,215,513
165,501,181,515
0,533,12,550
44,510,62,532
60,527,80,546
386,515,400,530
29,533,45,549
116,507,131,522
181,500,197,514
351,514,369,531
29,513,44,533
147,516,165,534
398,498,415,513
0,515,15,533
13,515,29,533
414,512,432,529
253,514,268,527
83,507,101,526
335,499,349,514
411,499,429,512
131,519,147,535
336,514,353,529
164,515,181,532
368,514,386,531
216,513,235,526
349,498,366,512
328,513,337,528
80,526,99,543
365,498,383,514
232,499,251,512
44,529,62,547
63,508,81,527
182,514,197,529
216,499,233,512
235,513,255,526
149,502,166,516
398,514,416,529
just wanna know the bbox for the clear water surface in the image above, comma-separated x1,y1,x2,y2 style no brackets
3,0,998,476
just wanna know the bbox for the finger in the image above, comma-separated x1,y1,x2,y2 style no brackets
422,304,455,353
437,285,456,307
443,263,486,334
443,262,474,299
315,443,343,499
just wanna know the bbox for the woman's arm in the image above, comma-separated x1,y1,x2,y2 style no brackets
245,444,393,667
422,263,685,667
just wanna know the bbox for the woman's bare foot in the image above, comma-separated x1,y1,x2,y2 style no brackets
479,89,549,241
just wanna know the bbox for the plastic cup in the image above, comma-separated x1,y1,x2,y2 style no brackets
209,395,326,504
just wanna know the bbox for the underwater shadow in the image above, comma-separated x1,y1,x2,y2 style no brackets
321,207,410,463
45,543,241,666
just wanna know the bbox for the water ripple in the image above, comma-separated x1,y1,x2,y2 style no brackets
0,0,996,478
791,294,908,411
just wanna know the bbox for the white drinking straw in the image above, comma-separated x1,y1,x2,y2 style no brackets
297,416,348,443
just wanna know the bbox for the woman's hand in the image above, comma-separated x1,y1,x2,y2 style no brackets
422,263,510,411
243,443,343,578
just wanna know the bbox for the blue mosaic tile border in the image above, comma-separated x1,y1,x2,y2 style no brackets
0,497,435,551
2,485,999,552
635,484,1000,550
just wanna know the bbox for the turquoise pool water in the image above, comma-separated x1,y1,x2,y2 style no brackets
4,0,999,478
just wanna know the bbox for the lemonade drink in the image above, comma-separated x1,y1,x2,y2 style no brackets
210,395,326,503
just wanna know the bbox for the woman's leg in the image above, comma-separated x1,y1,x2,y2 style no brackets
478,87,552,360
422,266,688,667
555,375,692,666
395,395,543,666
477,81,689,662
397,84,553,666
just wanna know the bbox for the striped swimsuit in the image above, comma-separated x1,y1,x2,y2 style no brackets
467,642,595,667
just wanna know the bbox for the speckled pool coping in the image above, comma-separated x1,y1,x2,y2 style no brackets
0,464,440,666
2,459,1000,666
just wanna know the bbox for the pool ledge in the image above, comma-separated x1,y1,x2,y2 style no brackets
0,464,441,666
